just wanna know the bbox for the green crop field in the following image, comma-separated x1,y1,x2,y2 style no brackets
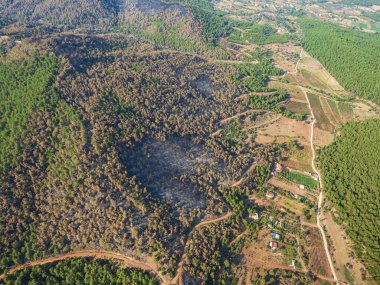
283,170,318,189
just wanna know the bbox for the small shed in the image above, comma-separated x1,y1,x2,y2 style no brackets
266,191,276,200
249,212,260,221
269,241,278,250
271,231,281,240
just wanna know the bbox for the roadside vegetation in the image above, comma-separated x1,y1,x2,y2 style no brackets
0,258,158,285
319,119,380,282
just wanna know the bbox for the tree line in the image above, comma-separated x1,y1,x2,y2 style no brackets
318,119,380,282
300,19,380,105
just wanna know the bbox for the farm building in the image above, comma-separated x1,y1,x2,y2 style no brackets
266,191,276,199
271,231,281,240
269,241,278,250
249,212,260,221
275,163,284,172
294,194,304,200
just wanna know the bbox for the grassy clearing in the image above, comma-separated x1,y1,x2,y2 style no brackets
356,22,368,29
281,101,309,115
282,170,317,189
344,265,355,284
338,102,354,121
307,93,334,132
319,97,338,126
228,22,289,45
300,69,329,91
326,99,342,124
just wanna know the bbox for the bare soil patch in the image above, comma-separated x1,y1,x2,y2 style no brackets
303,227,332,278
256,117,311,145
322,210,367,284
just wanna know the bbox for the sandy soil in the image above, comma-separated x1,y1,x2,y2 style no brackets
256,117,311,145
322,210,368,284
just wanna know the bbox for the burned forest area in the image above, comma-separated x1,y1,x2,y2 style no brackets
1,0,379,284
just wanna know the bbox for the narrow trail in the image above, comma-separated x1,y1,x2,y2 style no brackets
0,250,167,283
231,162,256,187
220,109,257,124
301,86,339,284
170,211,233,285
288,48,303,75
266,263,335,283
0,213,234,285
229,230,248,246
296,236,307,271
301,220,318,228
245,114,282,130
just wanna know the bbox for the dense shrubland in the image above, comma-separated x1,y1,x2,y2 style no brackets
300,19,380,105
319,119,380,281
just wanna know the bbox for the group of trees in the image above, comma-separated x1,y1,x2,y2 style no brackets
247,90,305,121
232,59,283,92
1,258,158,285
318,119,380,281
251,268,314,285
0,0,119,29
0,31,284,280
228,21,289,45
300,19,380,105
340,0,380,6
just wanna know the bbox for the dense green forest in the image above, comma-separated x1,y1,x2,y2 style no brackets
300,19,380,105
340,0,380,6
0,56,59,176
319,119,380,281
0,258,158,285
362,11,380,22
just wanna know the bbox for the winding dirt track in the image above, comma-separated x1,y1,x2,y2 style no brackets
301,86,339,284
266,263,335,283
171,211,233,285
0,250,167,283
0,212,234,285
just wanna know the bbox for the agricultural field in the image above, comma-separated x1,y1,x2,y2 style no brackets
281,170,318,189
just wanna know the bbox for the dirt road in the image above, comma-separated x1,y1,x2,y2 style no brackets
266,263,335,283
0,212,234,285
0,249,168,283
302,86,339,284
171,211,233,285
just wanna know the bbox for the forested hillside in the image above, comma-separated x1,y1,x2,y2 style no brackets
300,19,380,105
340,0,380,6
0,0,119,29
319,119,380,281
0,258,158,285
